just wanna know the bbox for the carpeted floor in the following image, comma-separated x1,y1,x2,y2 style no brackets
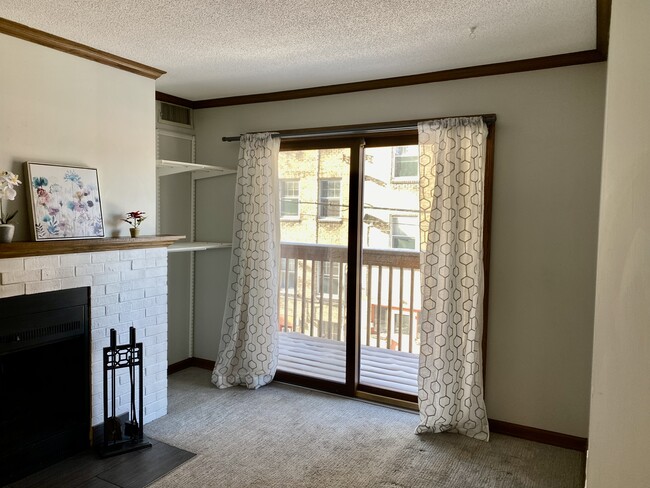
145,368,584,488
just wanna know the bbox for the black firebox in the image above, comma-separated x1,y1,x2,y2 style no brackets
0,287,90,486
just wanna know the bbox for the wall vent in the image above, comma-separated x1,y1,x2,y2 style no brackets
159,102,193,128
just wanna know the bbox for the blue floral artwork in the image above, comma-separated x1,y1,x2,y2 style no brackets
26,163,104,240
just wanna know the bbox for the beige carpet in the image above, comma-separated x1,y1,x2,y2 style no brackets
145,368,584,488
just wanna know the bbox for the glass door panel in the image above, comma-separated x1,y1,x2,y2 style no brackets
277,147,350,384
360,144,421,396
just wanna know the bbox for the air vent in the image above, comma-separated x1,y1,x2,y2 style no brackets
159,102,193,128
0,320,83,346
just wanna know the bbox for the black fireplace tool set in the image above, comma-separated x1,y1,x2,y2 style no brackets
100,326,152,457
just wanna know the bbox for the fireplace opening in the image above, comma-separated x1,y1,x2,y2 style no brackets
0,287,90,485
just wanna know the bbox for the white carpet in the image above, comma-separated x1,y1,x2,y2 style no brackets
145,368,584,488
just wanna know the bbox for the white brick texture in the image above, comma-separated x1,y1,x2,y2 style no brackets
0,248,169,427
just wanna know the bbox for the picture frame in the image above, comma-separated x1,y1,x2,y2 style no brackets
25,162,105,241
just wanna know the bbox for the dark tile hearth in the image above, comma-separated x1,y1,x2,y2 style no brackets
7,438,195,488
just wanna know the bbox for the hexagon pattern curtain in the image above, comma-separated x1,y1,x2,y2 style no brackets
416,117,489,440
212,132,281,390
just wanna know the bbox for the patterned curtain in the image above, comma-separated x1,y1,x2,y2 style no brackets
212,133,281,390
416,117,489,440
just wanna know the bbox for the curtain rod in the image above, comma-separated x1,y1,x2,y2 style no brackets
221,114,496,142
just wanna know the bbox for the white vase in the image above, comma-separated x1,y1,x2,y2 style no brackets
0,224,15,243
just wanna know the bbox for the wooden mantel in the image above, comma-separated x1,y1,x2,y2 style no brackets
0,235,185,259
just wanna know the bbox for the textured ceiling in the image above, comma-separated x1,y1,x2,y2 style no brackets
0,0,597,100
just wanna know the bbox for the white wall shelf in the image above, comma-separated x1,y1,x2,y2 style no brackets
168,241,232,253
156,159,236,180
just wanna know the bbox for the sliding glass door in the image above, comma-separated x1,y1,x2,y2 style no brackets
358,140,420,399
275,140,357,393
275,135,421,402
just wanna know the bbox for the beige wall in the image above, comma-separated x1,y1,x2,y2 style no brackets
0,34,156,240
193,63,606,437
587,0,650,485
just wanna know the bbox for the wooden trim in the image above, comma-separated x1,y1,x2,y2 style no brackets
156,91,194,109
0,17,165,79
596,0,612,58
167,358,194,375
274,370,351,396
489,419,588,452
194,50,604,109
189,357,216,370
482,120,496,388
345,139,363,395
355,390,418,411
0,235,184,259
356,384,417,406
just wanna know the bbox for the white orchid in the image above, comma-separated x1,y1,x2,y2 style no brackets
0,171,22,224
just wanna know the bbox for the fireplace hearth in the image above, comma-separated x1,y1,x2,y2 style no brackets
0,287,90,485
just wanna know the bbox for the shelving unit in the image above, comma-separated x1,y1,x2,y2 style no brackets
155,159,235,250
155,130,236,362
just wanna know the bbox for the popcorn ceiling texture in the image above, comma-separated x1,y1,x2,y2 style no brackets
0,0,596,99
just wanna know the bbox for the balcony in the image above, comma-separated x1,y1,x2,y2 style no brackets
278,242,421,395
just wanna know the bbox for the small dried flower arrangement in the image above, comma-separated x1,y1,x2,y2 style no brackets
123,211,147,229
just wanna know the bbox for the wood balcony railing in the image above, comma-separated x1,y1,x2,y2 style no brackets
279,242,421,354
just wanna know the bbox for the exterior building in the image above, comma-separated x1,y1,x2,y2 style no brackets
277,145,422,353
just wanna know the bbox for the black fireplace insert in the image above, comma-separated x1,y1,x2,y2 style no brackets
0,287,90,485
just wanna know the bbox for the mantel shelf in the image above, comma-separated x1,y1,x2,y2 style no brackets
0,235,185,259
156,160,236,180
168,241,232,253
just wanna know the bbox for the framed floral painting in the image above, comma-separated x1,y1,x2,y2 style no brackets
25,162,105,240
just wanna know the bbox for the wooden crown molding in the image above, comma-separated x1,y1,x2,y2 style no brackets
166,0,612,109
0,17,165,80
155,91,194,108
597,0,612,58
191,50,605,109
2,1,608,106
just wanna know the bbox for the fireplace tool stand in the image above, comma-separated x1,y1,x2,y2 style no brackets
99,327,152,457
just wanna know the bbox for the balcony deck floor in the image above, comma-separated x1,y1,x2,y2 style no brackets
278,332,418,395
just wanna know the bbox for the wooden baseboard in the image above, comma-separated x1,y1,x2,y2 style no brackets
488,419,588,452
189,357,216,370
167,358,194,375
168,357,214,375
167,358,588,452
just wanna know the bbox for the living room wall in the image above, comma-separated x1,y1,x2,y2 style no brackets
0,33,156,240
192,62,606,438
588,0,650,484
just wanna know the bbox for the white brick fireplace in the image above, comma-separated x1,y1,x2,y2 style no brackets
0,241,175,428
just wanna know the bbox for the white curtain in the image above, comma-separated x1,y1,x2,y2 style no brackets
416,117,490,440
212,132,281,390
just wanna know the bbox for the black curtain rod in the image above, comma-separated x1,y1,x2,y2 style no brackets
221,114,496,142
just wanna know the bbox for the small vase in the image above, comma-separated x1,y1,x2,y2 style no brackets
129,227,140,238
0,224,15,243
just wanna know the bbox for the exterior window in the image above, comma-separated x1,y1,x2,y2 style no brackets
280,179,300,218
320,261,341,296
281,259,296,292
393,312,418,334
390,215,418,250
319,179,341,219
392,146,419,179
